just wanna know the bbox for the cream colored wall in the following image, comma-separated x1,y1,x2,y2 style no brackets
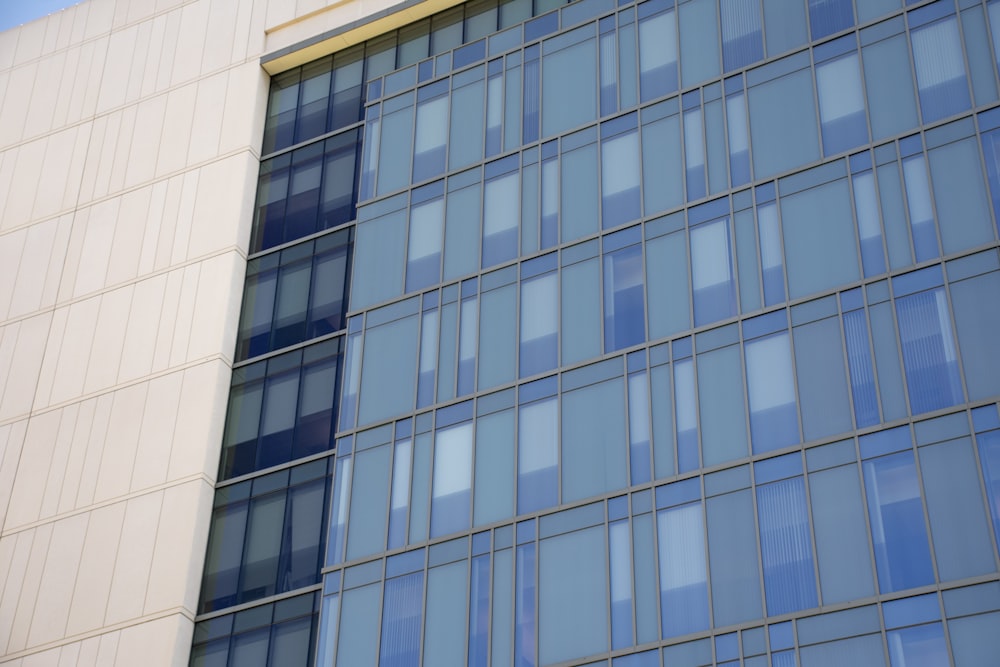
0,0,268,664
0,0,441,664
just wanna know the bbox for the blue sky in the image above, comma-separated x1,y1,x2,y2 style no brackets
0,0,83,33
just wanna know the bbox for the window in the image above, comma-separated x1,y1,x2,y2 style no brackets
658,498,709,637
413,82,448,182
911,16,971,123
518,394,558,514
483,164,519,268
520,271,558,377
638,2,678,101
604,240,646,353
431,422,473,538
721,0,763,72
860,429,935,593
808,0,854,40
894,281,962,415
690,217,737,326
379,572,423,666
746,331,799,453
405,192,444,292
755,456,818,616
601,122,641,229
816,53,867,155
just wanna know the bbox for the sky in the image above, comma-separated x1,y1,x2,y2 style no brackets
0,0,83,33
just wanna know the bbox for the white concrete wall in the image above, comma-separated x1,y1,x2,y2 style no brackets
0,0,268,664
0,0,442,663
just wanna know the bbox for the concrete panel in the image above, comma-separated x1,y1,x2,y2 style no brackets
93,383,148,503
10,217,59,318
33,126,79,221
83,0,116,41
107,105,137,195
57,398,94,515
85,294,134,395
201,0,238,74
72,198,118,298
118,274,168,383
54,6,78,51
136,180,168,276
127,0,159,25
155,83,197,176
60,125,92,212
125,22,153,104
38,403,79,520
46,299,99,406
170,1,209,87
104,492,162,626
115,615,192,667
106,187,153,286
187,253,243,362
169,169,199,264
95,25,138,114
131,371,183,491
0,531,36,655
12,20,44,67
30,306,67,410
74,394,113,508
27,513,89,647
188,153,256,257
145,479,213,613
42,11,65,55
151,174,183,271
155,10,181,93
2,134,44,231
65,40,103,126
124,96,167,189
151,268,183,371
0,226,26,320
219,61,268,156
167,264,200,368
90,110,121,201
0,24,17,71
0,419,28,529
65,502,126,636
139,14,168,99
187,72,227,165
0,313,52,421
168,361,228,481
22,51,65,140
4,409,61,529
68,2,90,45
6,523,53,654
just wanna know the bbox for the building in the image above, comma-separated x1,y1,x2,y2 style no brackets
3,0,1000,665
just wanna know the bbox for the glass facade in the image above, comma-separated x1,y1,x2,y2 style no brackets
193,0,1000,664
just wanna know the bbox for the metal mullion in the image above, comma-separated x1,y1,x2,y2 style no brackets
908,422,945,605
884,277,916,421
963,410,1000,572
604,502,614,655
972,114,1000,242
699,477,716,638
784,310,806,447
850,433,884,630
417,557,430,667
747,457,771,624
798,451,826,609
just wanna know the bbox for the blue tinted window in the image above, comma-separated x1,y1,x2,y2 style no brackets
862,451,935,593
887,623,948,667
977,430,1000,548
691,217,737,326
852,170,887,277
516,543,537,667
727,90,751,186
602,129,642,229
816,53,868,155
628,371,653,485
638,7,678,102
387,437,412,550
431,422,473,537
518,398,558,514
901,154,939,263
843,308,880,428
808,0,854,40
895,288,963,415
483,171,519,268
610,519,635,649
684,108,706,200
757,202,785,306
253,130,361,253
405,196,444,292
413,89,448,182
220,342,343,480
521,272,558,377
722,0,763,72
980,128,1000,236
746,332,800,453
469,554,490,667
757,476,818,615
380,572,424,666
658,502,710,637
911,17,971,123
604,244,646,352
